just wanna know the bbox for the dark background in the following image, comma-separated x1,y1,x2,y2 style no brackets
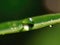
0,0,51,22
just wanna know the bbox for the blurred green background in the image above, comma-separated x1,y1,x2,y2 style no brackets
0,0,48,22
0,0,58,45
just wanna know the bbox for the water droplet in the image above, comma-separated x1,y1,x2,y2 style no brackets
27,24,34,28
23,25,29,31
49,25,53,27
11,27,17,30
29,18,32,21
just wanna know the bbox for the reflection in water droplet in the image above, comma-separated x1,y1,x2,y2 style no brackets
23,25,29,31
29,18,32,21
11,27,17,31
10,27,17,31
49,25,53,28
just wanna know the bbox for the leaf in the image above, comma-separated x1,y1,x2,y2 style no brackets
0,13,60,35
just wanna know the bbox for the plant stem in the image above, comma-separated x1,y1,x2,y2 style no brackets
32,18,60,30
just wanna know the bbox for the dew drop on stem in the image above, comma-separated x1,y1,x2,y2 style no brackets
49,25,53,28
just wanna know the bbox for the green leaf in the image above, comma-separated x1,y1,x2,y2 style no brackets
0,13,60,35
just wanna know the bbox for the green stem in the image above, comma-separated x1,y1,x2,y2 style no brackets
0,13,60,35
32,18,60,30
